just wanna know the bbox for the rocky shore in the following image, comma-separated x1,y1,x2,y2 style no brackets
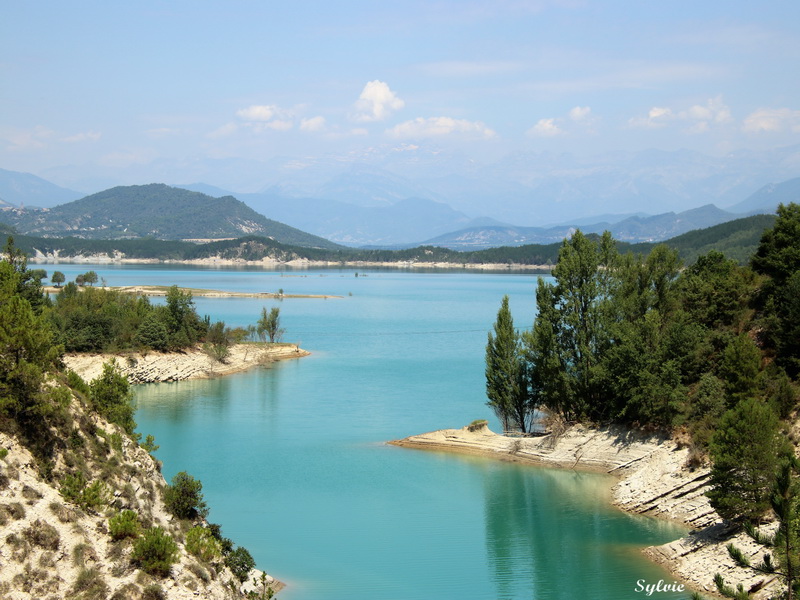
390,422,782,599
63,343,309,384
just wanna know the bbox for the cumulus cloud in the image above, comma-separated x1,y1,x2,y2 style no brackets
528,118,563,137
353,81,405,122
743,108,800,133
569,106,591,121
300,116,326,132
386,116,496,139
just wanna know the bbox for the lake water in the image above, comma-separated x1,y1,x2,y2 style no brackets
50,264,689,599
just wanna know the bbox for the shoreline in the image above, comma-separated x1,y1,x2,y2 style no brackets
29,254,553,272
390,423,781,599
63,342,309,384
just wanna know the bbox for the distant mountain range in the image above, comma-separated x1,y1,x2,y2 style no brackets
0,161,798,249
420,204,749,250
0,184,342,250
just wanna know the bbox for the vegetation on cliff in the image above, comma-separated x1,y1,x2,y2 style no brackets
0,240,273,598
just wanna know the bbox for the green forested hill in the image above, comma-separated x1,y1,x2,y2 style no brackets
2,183,343,250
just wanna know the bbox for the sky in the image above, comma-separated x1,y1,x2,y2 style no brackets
2,0,800,191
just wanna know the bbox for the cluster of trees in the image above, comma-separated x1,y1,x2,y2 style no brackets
487,207,799,435
47,283,208,353
487,204,800,599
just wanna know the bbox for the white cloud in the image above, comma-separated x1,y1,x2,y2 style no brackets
679,97,731,124
386,117,496,139
300,116,326,132
236,105,279,122
569,106,591,121
528,118,562,137
353,80,405,122
743,108,800,133
235,104,294,132
629,98,731,131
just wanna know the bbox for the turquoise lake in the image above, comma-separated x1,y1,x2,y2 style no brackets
50,264,690,600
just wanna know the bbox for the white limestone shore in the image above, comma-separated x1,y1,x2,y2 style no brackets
390,422,782,599
63,343,309,384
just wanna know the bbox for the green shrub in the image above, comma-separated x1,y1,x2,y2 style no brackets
109,510,140,540
163,471,208,521
60,472,108,511
132,527,178,577
186,526,222,562
226,546,255,582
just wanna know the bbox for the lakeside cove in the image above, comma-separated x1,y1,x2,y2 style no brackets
390,422,783,599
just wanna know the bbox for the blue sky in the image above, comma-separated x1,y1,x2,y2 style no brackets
2,0,799,190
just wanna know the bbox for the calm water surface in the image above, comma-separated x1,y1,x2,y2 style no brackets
54,264,689,599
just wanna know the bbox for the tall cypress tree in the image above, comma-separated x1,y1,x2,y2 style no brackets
486,296,532,433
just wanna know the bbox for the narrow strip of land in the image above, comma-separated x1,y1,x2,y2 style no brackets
44,284,342,299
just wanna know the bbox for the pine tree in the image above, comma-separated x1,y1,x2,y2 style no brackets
707,397,789,522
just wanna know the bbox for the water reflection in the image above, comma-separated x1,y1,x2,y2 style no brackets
483,463,688,600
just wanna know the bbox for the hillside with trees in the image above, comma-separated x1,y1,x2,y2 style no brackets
1,184,342,249
485,203,800,599
0,241,272,598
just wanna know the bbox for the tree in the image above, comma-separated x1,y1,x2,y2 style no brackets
51,271,65,288
135,313,169,351
707,397,789,523
89,360,136,435
718,333,762,407
751,203,800,288
164,471,209,521
524,231,616,422
257,306,285,343
485,296,532,432
82,270,98,286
